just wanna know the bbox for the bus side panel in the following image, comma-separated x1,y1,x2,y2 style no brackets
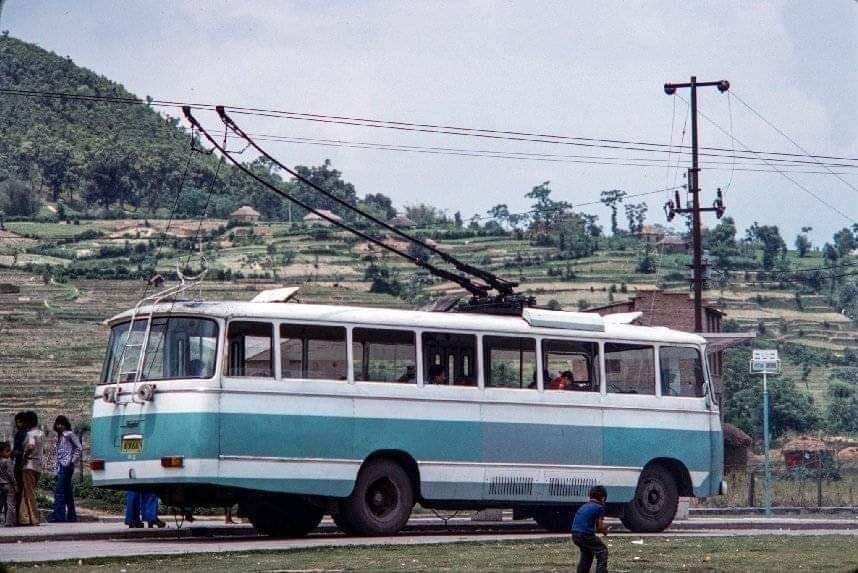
353,386,483,501
217,382,357,497
602,399,714,502
480,396,604,502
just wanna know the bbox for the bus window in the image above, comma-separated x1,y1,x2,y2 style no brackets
280,324,347,380
422,332,477,386
353,328,416,383
605,343,655,395
542,339,599,391
141,317,218,380
484,336,536,389
227,321,273,377
659,346,705,397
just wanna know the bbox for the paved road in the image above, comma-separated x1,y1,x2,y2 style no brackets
4,521,858,563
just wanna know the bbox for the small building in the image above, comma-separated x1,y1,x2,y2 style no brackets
230,205,260,224
657,235,689,254
723,423,753,474
782,437,833,471
388,214,417,229
303,209,343,226
638,224,667,246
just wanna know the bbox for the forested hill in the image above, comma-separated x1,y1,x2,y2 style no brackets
0,35,389,221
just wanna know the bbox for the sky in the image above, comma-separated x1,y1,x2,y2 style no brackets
3,1,858,245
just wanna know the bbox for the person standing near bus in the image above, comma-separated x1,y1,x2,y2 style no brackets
571,485,609,573
11,412,26,523
0,441,17,526
48,415,82,523
19,411,44,526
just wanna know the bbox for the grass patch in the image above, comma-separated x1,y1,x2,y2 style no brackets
5,535,858,572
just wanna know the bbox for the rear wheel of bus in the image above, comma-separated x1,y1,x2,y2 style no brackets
620,465,678,533
338,459,414,536
249,498,324,537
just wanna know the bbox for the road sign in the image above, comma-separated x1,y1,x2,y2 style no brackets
750,349,780,374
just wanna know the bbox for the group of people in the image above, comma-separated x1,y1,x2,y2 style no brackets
0,411,82,527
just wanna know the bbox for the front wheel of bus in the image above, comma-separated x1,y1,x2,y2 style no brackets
341,459,414,536
620,465,678,533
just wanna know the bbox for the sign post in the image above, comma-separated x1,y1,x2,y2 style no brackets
750,349,780,516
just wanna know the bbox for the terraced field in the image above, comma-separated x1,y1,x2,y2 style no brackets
1,218,856,418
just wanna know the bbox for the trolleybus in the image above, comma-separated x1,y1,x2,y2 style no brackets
91,287,724,536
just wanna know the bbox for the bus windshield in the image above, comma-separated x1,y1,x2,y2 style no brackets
101,317,219,383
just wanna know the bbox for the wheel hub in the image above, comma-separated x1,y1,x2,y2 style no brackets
641,480,665,515
366,477,398,518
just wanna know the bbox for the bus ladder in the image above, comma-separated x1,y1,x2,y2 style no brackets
110,269,205,405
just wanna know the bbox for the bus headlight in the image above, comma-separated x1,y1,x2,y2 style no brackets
102,387,118,403
137,383,157,402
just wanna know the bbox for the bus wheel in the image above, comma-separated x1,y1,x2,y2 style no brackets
620,465,678,533
532,507,575,532
341,459,414,536
251,499,323,537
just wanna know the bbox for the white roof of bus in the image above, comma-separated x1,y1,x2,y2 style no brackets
108,301,706,345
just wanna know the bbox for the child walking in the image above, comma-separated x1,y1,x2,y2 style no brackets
571,485,609,573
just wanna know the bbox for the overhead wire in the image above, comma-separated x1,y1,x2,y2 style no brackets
6,87,858,165
677,94,857,225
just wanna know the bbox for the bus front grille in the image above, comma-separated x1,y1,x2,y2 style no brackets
548,476,597,498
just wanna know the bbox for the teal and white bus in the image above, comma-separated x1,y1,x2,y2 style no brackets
91,291,724,536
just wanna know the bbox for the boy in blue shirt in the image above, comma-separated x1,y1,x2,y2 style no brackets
571,485,609,573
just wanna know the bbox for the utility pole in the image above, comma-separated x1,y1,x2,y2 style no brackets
663,76,730,332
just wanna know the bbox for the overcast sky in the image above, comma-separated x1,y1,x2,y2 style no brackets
4,1,858,244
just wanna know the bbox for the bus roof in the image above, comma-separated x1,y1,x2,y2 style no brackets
108,301,707,346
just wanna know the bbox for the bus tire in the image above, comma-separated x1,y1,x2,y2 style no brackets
341,459,414,536
250,499,324,538
620,465,678,533
532,507,575,532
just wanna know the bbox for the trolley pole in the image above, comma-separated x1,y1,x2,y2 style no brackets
663,76,730,332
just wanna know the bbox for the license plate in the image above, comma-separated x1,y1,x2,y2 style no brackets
121,434,143,455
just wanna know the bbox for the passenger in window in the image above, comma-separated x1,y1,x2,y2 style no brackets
427,364,447,384
547,371,570,390
397,365,416,383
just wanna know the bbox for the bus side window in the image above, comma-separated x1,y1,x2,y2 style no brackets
542,339,599,391
352,328,416,383
483,336,536,389
280,324,347,380
605,343,655,395
422,332,477,386
227,321,273,377
659,346,705,397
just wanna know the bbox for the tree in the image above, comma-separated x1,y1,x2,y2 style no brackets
363,193,396,220
624,202,648,234
405,203,447,226
833,227,856,257
488,204,510,228
635,243,657,273
795,233,812,258
826,381,858,434
721,348,821,439
600,189,627,235
83,146,138,209
748,224,786,270
290,159,358,220
707,216,739,268
0,178,40,217
526,181,569,229
556,212,600,259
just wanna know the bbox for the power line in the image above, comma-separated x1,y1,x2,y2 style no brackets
678,94,857,225
6,86,858,165
205,129,858,173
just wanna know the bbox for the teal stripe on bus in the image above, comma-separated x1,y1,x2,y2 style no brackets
93,412,714,472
